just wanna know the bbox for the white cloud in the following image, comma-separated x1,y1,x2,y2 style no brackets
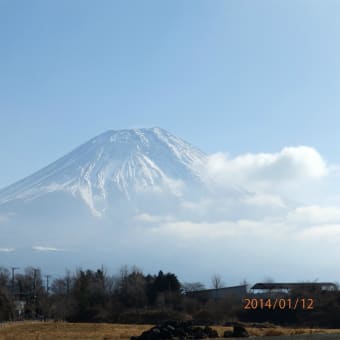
243,193,286,208
132,211,340,283
108,145,340,281
288,205,340,225
149,219,288,241
134,213,160,223
203,146,328,191
147,203,340,245
294,224,340,243
133,213,174,223
0,248,15,252
32,246,66,252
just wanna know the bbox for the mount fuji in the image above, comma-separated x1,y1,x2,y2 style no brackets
0,127,289,279
0,128,220,269
0,128,207,216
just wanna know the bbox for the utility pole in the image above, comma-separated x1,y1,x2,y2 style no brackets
45,275,51,295
44,274,51,321
33,268,38,295
11,267,19,296
33,268,39,319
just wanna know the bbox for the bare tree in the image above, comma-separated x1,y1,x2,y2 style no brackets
181,282,205,293
211,274,224,289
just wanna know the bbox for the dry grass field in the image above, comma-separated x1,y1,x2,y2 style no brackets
1,322,340,339
0,322,151,340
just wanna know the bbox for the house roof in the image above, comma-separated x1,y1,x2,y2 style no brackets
186,284,247,296
188,284,247,293
251,282,336,290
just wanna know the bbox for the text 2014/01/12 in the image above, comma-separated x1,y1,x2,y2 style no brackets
243,298,314,311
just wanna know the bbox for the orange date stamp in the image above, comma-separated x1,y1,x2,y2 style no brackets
242,297,314,311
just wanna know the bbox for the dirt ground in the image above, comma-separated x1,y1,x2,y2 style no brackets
219,336,340,339
0,321,340,339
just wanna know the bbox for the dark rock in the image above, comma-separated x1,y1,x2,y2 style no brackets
232,325,249,338
203,326,218,338
192,326,208,338
174,326,186,337
223,330,234,338
167,324,176,332
163,320,178,327
132,320,220,339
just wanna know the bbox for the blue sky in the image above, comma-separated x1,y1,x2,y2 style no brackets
1,0,340,188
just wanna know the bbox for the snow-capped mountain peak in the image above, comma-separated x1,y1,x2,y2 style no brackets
0,128,207,216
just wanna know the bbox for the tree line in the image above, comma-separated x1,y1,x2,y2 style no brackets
0,265,218,323
1,265,340,328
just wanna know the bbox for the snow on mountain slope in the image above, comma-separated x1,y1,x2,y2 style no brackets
0,128,207,216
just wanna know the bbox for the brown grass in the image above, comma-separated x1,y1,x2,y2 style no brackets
212,325,340,337
262,329,285,336
0,322,151,340
0,322,340,339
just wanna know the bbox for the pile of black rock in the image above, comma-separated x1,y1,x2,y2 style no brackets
131,320,249,339
223,325,249,338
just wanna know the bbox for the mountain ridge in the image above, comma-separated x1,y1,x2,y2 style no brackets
0,127,207,216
